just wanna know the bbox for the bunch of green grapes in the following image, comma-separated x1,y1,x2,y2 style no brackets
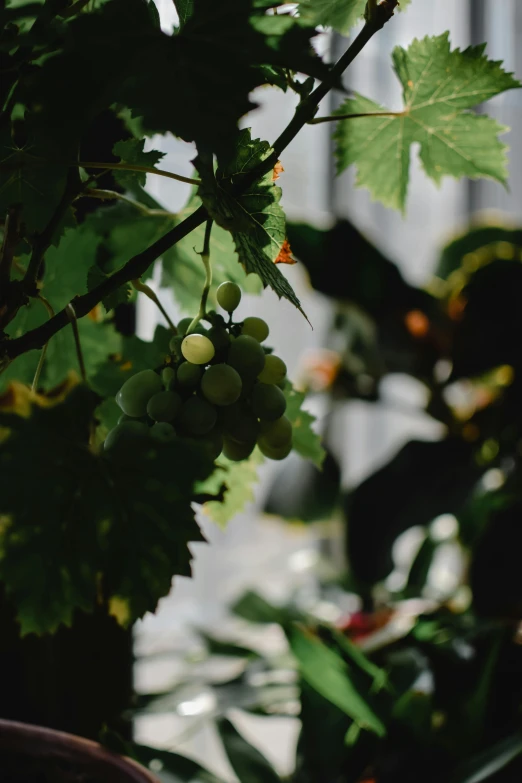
104,282,293,462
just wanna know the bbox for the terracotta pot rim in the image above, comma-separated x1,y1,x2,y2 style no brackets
0,718,159,783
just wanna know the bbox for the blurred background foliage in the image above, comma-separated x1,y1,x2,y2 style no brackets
128,216,522,783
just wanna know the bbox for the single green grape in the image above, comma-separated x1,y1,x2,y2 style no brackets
197,427,224,461
118,413,145,425
258,438,292,461
223,436,255,462
251,382,286,421
258,354,287,385
177,395,217,435
227,335,265,378
181,334,215,365
207,325,231,352
201,364,242,406
147,390,182,422
241,316,269,343
177,361,203,388
162,366,176,389
116,369,163,418
104,420,149,450
178,316,207,336
216,281,241,313
220,404,258,444
259,416,292,448
150,421,176,442
169,335,183,358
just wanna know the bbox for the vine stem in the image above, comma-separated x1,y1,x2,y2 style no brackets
31,295,55,392
308,110,405,125
132,279,178,332
187,219,213,335
66,303,87,382
3,5,398,362
77,161,201,187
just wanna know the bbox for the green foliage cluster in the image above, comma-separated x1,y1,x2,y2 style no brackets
0,8,521,778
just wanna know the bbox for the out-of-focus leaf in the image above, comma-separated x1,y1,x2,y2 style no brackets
198,450,263,528
288,625,386,737
449,732,522,783
404,534,438,596
345,438,480,585
232,590,301,626
217,718,282,783
263,448,341,523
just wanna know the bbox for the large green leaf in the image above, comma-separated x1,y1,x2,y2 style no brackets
297,0,411,34
159,190,262,313
198,450,263,528
334,33,521,210
0,384,213,634
288,625,386,737
112,138,165,189
201,129,304,312
217,718,282,783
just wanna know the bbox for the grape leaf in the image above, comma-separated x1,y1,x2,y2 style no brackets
284,383,325,468
334,33,521,211
0,383,214,635
112,139,165,189
200,129,305,313
297,0,411,34
0,124,72,238
87,265,133,313
288,625,386,737
198,451,264,528
146,188,262,313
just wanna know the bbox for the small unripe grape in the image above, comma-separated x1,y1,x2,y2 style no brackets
259,416,292,448
117,369,163,418
223,436,255,462
258,354,287,385
197,428,224,461
227,335,265,378
147,390,182,422
201,364,242,406
118,413,144,425
177,361,203,388
251,382,287,421
221,404,259,444
162,366,176,388
177,395,217,435
104,420,149,450
151,422,176,443
241,317,269,343
258,439,292,461
207,325,231,352
216,281,241,313
181,334,215,365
